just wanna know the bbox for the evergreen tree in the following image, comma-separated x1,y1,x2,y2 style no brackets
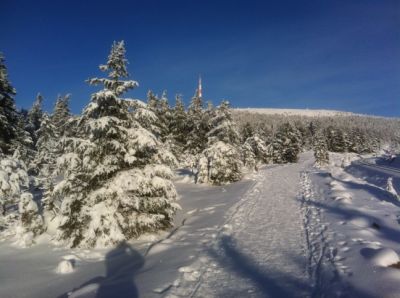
325,126,348,152
242,134,270,170
51,94,72,137
313,131,329,167
12,114,35,166
26,93,44,145
146,90,159,111
271,122,302,163
186,91,206,155
240,122,254,143
241,141,256,170
0,53,19,155
31,114,58,179
157,91,173,142
197,101,242,184
15,192,44,247
53,41,179,248
0,150,30,220
169,94,188,159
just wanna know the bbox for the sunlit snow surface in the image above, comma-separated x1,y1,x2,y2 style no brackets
1,152,400,297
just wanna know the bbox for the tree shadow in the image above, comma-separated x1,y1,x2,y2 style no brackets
346,162,400,197
208,235,377,298
59,241,144,298
328,173,400,208
303,175,400,245
207,235,311,297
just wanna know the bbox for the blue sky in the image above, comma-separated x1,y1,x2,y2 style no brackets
1,0,399,116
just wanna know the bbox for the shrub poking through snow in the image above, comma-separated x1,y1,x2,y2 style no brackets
386,177,399,200
53,41,179,248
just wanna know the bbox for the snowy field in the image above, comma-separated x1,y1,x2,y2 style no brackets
1,152,400,297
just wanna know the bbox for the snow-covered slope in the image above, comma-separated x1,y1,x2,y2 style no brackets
234,108,357,117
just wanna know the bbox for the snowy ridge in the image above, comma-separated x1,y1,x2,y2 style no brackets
234,108,357,117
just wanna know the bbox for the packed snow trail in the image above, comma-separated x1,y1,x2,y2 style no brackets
169,154,318,297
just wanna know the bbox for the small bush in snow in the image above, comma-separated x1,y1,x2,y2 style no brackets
386,177,399,200
198,141,242,185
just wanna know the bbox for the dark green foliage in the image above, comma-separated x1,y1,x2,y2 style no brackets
313,131,329,167
271,122,302,163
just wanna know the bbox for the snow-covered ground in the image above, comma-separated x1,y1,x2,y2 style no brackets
1,152,400,297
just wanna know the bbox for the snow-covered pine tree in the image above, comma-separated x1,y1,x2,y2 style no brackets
146,90,159,111
241,141,256,170
0,149,30,224
26,93,44,145
197,101,242,185
31,114,58,183
157,91,173,142
169,94,188,160
186,91,206,155
241,133,270,171
0,53,20,155
325,126,348,153
15,192,44,247
240,122,254,143
271,122,302,163
51,94,72,137
12,114,35,166
37,96,73,222
54,41,179,248
313,131,329,167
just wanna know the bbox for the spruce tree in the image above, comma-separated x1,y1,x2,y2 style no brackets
240,122,254,143
186,91,206,155
169,94,188,159
197,101,242,185
51,94,72,137
0,150,30,221
157,91,173,142
15,192,44,247
53,41,179,248
242,134,270,170
313,131,329,167
271,122,302,163
26,93,44,145
0,53,19,155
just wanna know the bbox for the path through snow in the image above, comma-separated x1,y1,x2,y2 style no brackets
169,154,317,297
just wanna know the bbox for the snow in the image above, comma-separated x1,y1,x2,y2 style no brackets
1,151,400,297
56,259,75,274
360,247,399,267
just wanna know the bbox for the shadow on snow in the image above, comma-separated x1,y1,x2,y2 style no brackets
59,241,144,298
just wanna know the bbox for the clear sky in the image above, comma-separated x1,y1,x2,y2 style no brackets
2,0,399,117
